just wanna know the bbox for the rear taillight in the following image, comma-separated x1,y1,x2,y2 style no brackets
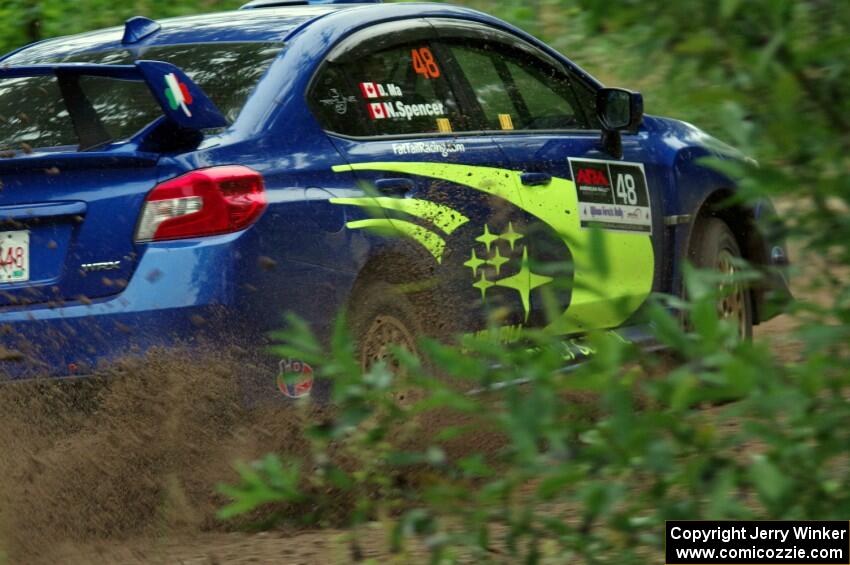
135,166,267,242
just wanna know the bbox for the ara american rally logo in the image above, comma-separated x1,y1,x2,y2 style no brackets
163,73,193,117
575,167,610,187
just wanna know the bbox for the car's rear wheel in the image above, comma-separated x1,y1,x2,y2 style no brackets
359,312,419,374
689,217,754,339
348,280,426,405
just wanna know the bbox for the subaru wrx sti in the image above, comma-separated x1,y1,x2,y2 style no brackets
0,0,789,393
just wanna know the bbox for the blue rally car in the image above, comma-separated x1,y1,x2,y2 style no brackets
0,0,788,392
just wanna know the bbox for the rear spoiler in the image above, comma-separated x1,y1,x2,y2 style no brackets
0,61,227,146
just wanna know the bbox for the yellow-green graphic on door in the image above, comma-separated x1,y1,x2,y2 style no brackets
466,223,553,321
331,162,655,335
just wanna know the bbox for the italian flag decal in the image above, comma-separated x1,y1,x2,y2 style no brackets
163,73,193,117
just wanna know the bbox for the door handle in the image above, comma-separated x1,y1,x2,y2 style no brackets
520,172,552,187
374,177,415,197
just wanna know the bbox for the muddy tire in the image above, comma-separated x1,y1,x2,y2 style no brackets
348,281,423,373
689,217,754,339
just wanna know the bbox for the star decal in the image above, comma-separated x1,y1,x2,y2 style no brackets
464,249,486,276
485,247,509,276
475,224,499,253
499,222,524,250
472,271,495,299
493,247,553,321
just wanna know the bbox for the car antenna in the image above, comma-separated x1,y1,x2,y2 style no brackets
122,16,161,45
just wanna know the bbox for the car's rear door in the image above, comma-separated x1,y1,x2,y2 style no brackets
310,19,532,334
433,21,666,336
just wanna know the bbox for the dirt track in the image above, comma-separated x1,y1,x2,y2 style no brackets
0,312,803,565
0,265,809,565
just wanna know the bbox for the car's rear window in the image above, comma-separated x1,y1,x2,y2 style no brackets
0,42,282,151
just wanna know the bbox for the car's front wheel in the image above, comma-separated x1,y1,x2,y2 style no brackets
689,217,754,339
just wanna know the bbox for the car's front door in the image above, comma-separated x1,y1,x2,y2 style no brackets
308,20,532,335
432,22,665,336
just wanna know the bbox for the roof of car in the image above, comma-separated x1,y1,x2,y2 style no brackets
2,2,569,80
1,4,367,63
2,2,604,102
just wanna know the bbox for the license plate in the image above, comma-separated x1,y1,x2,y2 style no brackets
0,230,30,283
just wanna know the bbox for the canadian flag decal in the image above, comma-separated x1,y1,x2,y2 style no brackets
360,82,379,99
368,102,387,120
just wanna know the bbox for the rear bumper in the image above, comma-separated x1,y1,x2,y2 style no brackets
0,233,257,380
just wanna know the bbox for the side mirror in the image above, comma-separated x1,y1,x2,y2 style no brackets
597,88,643,133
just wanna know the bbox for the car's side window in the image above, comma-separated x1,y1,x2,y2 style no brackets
441,39,589,132
309,41,464,137
309,64,367,137
570,79,602,130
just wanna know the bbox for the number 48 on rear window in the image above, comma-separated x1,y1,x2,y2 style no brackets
412,47,440,79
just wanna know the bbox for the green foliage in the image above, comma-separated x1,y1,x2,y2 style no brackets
218,454,304,520
2,0,847,562
215,0,850,563
0,0,242,56
219,286,850,562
